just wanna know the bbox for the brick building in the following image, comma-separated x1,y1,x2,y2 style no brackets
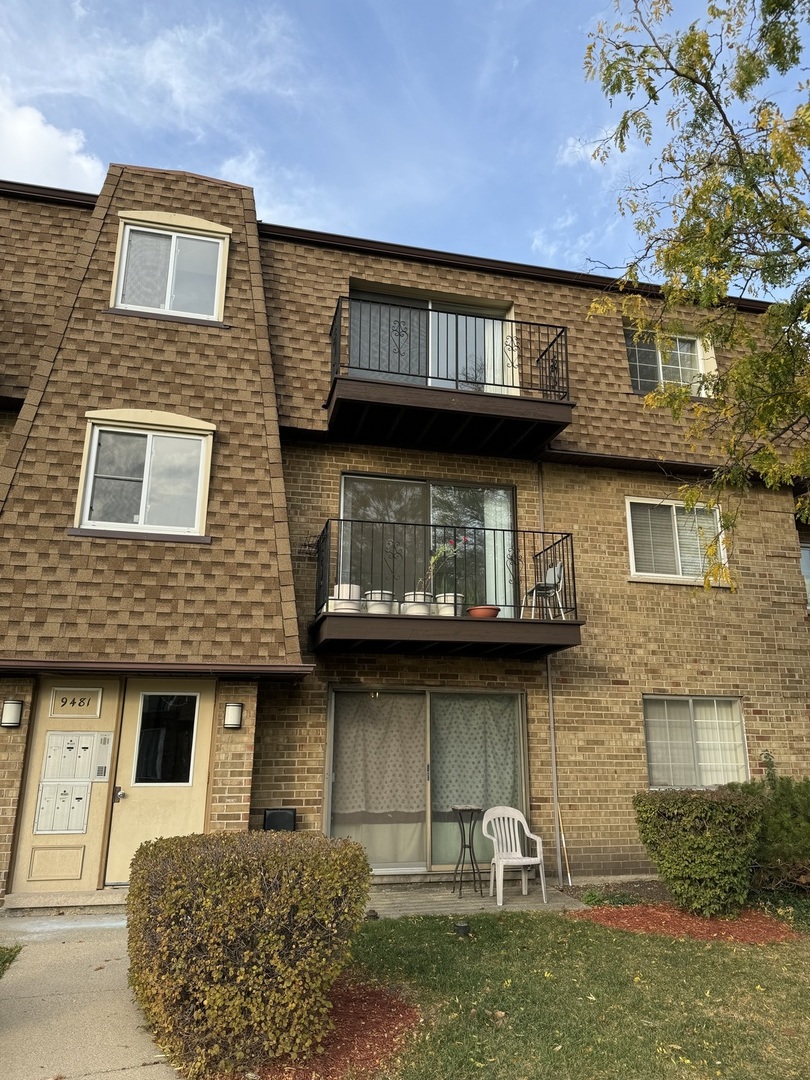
1,164,808,907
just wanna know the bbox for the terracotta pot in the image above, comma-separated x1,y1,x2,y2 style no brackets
466,605,501,618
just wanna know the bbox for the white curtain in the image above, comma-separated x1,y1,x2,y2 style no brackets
331,693,426,869
483,489,515,614
430,694,521,866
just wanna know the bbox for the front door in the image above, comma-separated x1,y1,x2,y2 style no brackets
104,679,215,884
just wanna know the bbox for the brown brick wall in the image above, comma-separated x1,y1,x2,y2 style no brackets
250,442,810,877
0,679,35,898
3,168,807,885
208,680,259,832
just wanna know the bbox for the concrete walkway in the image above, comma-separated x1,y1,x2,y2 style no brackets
0,912,176,1080
0,882,582,1079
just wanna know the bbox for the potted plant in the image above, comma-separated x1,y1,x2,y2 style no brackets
363,589,397,614
401,593,433,614
435,592,465,616
411,536,468,616
328,583,362,612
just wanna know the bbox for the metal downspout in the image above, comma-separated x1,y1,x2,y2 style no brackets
546,653,564,887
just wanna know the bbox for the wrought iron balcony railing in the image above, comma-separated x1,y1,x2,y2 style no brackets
330,297,569,401
314,520,577,621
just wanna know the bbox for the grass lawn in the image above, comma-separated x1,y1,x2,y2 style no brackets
0,944,20,979
352,909,810,1080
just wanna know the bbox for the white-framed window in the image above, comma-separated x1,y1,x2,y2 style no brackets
801,543,810,607
626,497,723,582
76,409,215,535
623,328,714,394
643,696,748,788
112,211,230,321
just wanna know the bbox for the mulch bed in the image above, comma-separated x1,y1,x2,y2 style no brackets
248,974,420,1080
569,902,802,944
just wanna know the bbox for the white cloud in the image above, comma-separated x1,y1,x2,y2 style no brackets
219,150,346,232
1,5,309,137
0,83,104,189
530,214,602,271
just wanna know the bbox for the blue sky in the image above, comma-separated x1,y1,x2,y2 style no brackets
1,0,650,273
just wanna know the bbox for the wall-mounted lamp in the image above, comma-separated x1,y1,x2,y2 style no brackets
1,700,24,728
223,702,243,730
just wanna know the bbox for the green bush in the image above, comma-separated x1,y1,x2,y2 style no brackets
737,754,810,890
633,787,763,917
127,830,370,1078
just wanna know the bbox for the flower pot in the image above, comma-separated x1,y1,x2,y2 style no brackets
363,589,397,615
466,605,501,619
401,590,434,616
435,592,464,616
328,584,362,612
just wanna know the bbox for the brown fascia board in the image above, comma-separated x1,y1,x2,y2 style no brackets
0,658,314,680
0,177,770,312
258,221,771,315
0,178,97,209
542,447,716,477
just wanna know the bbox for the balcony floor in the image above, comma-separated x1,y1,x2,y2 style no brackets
325,376,574,458
309,611,582,660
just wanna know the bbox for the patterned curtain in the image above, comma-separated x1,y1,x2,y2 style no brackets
331,692,426,819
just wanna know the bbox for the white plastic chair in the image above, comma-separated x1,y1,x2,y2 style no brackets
482,806,547,907
520,561,566,620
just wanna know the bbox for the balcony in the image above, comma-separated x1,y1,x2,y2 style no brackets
326,297,574,458
309,520,581,659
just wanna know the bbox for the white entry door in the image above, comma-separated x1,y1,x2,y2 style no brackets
104,680,215,884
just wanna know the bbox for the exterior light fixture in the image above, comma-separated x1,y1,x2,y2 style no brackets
1,700,24,728
223,703,243,730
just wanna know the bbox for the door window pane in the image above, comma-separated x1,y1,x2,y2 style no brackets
340,476,515,610
134,694,197,784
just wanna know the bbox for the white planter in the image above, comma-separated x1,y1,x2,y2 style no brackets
435,592,464,616
401,591,434,616
364,589,397,614
327,584,362,612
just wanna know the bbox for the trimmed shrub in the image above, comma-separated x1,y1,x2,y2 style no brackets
633,787,763,916
736,755,810,890
127,830,370,1078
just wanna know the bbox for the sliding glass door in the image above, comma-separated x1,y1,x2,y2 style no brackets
340,476,517,612
347,292,517,394
330,691,524,872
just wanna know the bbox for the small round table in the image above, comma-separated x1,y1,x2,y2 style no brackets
451,805,483,896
